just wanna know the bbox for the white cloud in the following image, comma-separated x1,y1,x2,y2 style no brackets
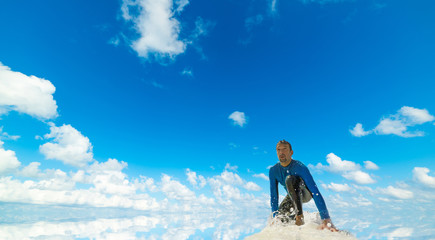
364,160,379,170
343,170,376,184
161,174,196,201
121,0,186,59
0,126,20,141
352,194,372,206
87,159,136,196
349,123,371,137
20,162,43,178
353,106,435,138
224,163,238,172
174,0,189,12
244,181,261,191
0,176,159,210
315,153,360,173
269,0,277,14
89,158,127,172
186,168,206,188
39,123,94,168
386,227,414,240
190,17,213,40
321,182,353,192
413,167,435,188
399,106,435,124
181,68,193,77
253,173,268,181
0,145,21,175
381,186,414,199
375,118,422,137
0,62,58,120
108,36,121,46
228,111,247,127
313,153,375,184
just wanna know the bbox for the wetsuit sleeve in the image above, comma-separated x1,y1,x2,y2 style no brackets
269,167,279,216
299,164,331,220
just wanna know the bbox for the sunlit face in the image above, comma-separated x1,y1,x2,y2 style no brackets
276,143,293,166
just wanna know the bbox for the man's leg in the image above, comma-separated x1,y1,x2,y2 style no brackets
277,195,296,223
285,175,312,225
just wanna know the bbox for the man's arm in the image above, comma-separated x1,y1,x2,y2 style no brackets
299,164,338,231
298,164,330,220
269,167,279,217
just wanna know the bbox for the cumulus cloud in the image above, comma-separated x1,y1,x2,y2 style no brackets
381,186,414,199
186,168,206,188
0,62,58,120
161,174,196,200
413,167,435,188
39,123,94,168
312,153,375,184
399,106,435,124
87,159,137,195
321,182,353,192
215,171,261,192
0,144,21,175
0,176,159,210
315,153,360,173
343,170,376,184
351,106,435,138
364,160,379,170
228,111,247,127
121,0,187,59
20,162,44,178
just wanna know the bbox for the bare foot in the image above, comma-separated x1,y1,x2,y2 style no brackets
295,214,304,226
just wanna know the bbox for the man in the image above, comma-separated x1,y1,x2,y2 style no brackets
269,140,337,231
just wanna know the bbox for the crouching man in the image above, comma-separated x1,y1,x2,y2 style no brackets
269,140,338,231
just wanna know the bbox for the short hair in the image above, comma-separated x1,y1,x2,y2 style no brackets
276,139,292,151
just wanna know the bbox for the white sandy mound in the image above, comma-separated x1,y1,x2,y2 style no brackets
245,212,357,240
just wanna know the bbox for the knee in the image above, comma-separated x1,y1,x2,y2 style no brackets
285,175,298,186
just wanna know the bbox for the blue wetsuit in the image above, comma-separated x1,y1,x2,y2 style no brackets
269,159,330,219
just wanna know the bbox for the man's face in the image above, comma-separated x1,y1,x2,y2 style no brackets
276,143,293,164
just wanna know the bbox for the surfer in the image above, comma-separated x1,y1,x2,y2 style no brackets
269,140,338,231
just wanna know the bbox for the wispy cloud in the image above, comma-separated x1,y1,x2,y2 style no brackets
351,106,435,138
181,68,193,77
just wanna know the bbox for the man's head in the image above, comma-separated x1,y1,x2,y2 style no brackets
276,140,293,166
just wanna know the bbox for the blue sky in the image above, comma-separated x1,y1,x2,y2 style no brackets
1,0,435,239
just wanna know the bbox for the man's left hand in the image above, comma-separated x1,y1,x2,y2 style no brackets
317,218,338,232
